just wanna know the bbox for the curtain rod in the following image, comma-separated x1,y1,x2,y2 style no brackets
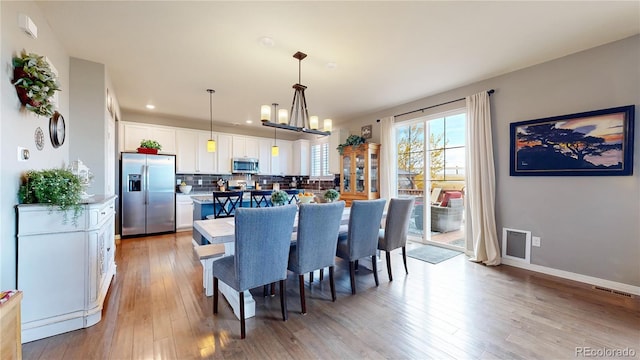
376,89,495,122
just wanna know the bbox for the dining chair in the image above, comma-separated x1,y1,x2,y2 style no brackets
377,197,415,281
336,199,386,294
250,190,273,208
285,189,301,204
287,201,345,314
212,205,297,339
211,191,244,218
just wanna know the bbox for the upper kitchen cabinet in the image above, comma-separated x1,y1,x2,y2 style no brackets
292,139,310,176
176,129,217,174
232,136,259,158
197,132,217,173
120,122,176,154
216,133,233,174
258,138,273,174
339,143,380,206
271,140,292,175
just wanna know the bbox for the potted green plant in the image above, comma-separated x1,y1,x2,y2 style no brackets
12,51,61,117
18,168,84,224
323,189,340,202
138,139,162,154
271,190,289,206
337,135,366,154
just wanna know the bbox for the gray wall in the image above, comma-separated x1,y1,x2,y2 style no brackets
69,58,107,194
1,2,70,289
345,35,640,287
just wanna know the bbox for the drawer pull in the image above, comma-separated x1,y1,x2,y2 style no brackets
101,211,106,215
107,247,111,252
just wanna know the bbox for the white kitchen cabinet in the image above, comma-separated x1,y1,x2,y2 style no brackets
258,138,273,174
272,140,292,175
17,196,116,343
292,139,310,176
245,137,259,159
216,133,233,174
121,122,176,154
176,130,217,174
232,136,247,158
175,129,198,173
176,194,194,230
197,132,217,173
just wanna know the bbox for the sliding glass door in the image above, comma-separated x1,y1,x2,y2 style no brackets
396,109,466,250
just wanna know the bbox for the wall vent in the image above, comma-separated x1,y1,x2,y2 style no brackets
502,228,531,263
592,285,634,298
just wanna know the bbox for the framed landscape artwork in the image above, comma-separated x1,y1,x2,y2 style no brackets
510,105,635,176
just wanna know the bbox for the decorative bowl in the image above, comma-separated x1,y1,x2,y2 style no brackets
298,193,315,204
179,185,192,194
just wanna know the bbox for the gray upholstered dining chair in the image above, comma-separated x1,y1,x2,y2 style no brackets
377,197,415,281
336,199,386,294
212,205,297,339
287,201,345,314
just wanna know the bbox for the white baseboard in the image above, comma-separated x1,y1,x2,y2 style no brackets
501,258,640,296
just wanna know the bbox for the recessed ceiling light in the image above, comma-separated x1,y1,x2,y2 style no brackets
146,104,155,110
246,120,253,124
326,62,338,69
258,36,275,47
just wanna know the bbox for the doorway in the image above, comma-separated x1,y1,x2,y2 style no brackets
395,109,466,251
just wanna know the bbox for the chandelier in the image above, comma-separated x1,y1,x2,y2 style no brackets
261,51,332,136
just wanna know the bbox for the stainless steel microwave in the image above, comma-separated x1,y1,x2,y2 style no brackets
232,158,259,174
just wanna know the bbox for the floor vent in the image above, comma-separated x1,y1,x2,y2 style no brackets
501,228,531,263
592,285,634,298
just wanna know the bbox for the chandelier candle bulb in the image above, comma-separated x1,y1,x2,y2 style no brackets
310,116,319,130
278,109,288,124
260,105,271,122
324,118,332,132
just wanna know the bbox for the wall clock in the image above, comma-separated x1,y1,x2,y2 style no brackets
34,127,45,150
49,111,65,148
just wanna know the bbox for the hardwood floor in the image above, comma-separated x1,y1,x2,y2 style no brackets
23,231,639,359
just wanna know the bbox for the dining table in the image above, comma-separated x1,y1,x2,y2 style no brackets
192,205,382,320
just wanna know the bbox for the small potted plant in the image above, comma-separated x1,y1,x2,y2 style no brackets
271,190,289,206
18,168,84,224
138,139,162,154
323,189,340,202
12,50,61,117
337,135,366,154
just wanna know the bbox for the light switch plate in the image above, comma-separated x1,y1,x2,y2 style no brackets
532,236,541,247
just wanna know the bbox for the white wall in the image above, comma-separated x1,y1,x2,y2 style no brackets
1,2,70,289
346,35,640,287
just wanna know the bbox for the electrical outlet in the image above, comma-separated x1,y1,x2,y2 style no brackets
263,179,267,184
532,236,541,247
198,179,203,185
176,179,181,185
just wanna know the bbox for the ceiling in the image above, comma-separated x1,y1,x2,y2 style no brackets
36,1,639,136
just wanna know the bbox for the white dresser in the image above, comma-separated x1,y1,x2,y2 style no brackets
16,195,116,343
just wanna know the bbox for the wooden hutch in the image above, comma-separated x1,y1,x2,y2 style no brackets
339,143,380,206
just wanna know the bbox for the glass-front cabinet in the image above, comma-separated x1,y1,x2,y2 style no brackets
339,143,380,206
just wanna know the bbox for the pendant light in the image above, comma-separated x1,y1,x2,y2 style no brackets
206,89,216,152
272,112,279,157
261,51,331,136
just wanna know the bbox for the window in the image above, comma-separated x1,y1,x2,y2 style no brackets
310,141,330,178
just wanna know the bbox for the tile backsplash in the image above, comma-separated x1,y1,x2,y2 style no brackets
175,173,337,193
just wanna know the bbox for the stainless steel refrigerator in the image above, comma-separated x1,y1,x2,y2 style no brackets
121,153,176,236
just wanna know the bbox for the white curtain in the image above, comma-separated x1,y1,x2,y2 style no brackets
379,116,397,200
465,91,501,265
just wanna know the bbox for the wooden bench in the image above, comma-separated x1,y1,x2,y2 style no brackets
194,244,226,296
